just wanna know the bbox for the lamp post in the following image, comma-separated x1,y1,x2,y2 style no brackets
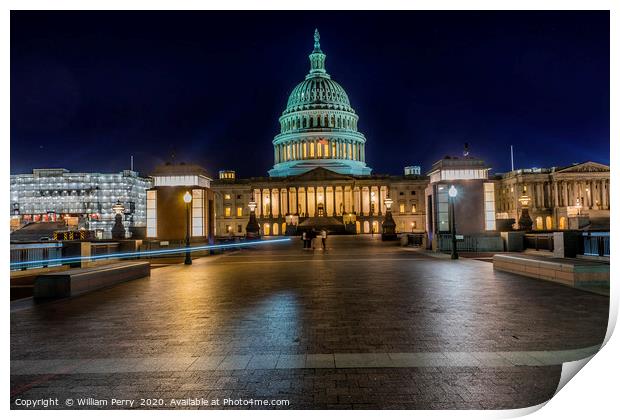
517,189,533,231
381,197,397,241
448,185,458,260
111,200,126,239
246,200,261,239
183,191,192,265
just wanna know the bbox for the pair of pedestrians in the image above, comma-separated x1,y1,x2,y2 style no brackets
302,229,328,250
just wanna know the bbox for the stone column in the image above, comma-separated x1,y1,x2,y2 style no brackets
538,183,544,208
286,188,290,215
378,186,383,215
259,189,264,218
562,181,568,206
314,187,318,216
304,188,308,216
332,186,336,216
553,182,559,208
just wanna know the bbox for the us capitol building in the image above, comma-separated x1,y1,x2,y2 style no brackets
211,30,428,237
209,30,609,240
10,31,610,245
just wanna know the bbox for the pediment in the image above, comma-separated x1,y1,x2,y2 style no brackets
287,167,354,181
556,161,609,173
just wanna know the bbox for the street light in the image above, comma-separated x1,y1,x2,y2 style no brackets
246,200,260,239
448,185,458,260
381,196,397,241
517,189,533,231
111,200,126,239
183,191,192,265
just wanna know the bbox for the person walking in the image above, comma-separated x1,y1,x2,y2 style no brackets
310,229,316,250
321,229,327,250
302,231,308,249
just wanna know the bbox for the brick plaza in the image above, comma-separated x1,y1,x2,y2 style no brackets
10,236,609,409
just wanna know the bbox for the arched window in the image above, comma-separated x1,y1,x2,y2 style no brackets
263,223,270,235
559,216,567,230
535,217,543,230
331,115,335,127
545,216,553,230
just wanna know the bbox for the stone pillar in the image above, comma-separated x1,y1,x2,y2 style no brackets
269,189,273,217
538,183,543,208
378,186,383,215
562,181,568,206
332,186,336,216
553,182,559,208
305,188,308,216
285,188,289,215
311,186,315,216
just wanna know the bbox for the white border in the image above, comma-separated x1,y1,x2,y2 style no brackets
2,1,617,419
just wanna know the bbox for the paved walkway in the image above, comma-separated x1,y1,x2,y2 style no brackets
11,236,609,409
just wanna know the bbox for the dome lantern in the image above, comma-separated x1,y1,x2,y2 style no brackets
308,28,328,77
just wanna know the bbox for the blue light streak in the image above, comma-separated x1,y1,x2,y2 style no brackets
10,238,291,268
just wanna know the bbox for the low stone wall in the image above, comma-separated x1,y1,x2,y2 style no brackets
34,261,150,299
493,254,609,288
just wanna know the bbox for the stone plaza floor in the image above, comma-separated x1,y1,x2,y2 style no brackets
10,236,609,409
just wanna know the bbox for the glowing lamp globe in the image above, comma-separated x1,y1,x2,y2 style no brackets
112,200,125,215
384,197,393,210
448,185,458,198
518,194,530,207
248,201,257,212
183,191,192,203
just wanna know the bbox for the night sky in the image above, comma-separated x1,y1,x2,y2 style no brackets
11,11,609,178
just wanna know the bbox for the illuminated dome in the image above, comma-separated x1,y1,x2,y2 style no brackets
285,78,353,113
269,30,372,177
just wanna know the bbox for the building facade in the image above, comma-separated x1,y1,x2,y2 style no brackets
145,163,215,242
494,162,610,231
10,168,152,237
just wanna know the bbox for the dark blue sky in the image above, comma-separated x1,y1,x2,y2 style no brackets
11,11,609,177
